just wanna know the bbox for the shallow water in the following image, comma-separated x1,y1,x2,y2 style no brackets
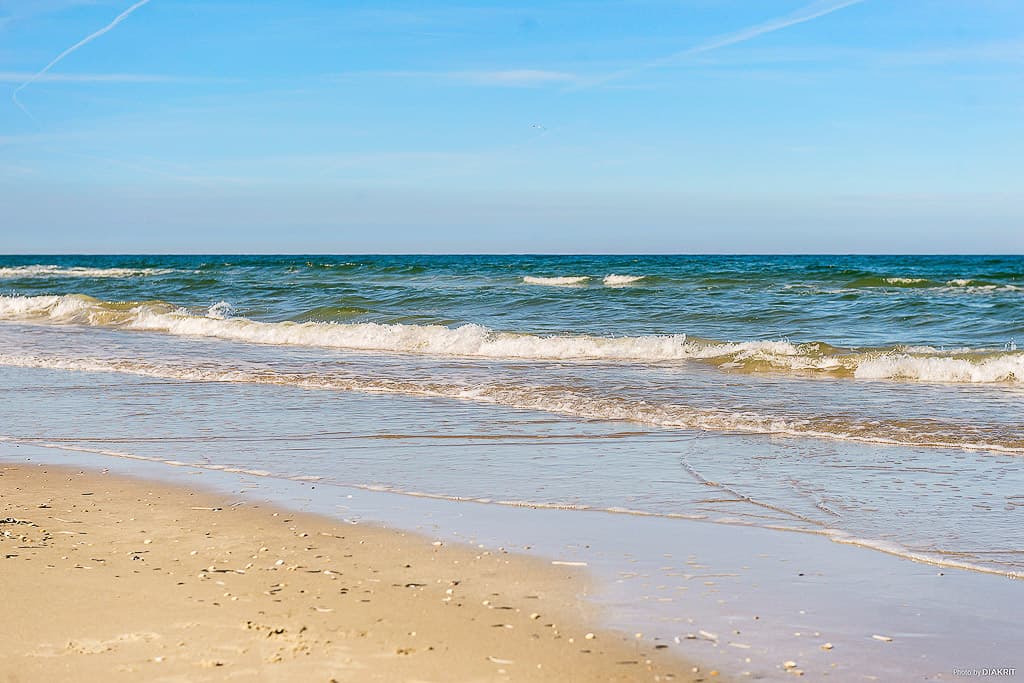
0,254,1021,578
3,380,1022,682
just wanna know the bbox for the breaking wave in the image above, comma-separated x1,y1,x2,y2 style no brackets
0,265,173,279
1,351,1021,454
0,294,1022,384
603,274,646,287
844,275,1021,292
523,275,591,286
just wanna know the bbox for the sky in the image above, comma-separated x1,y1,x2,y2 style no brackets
0,0,1022,253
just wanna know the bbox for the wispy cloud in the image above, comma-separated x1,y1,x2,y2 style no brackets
574,0,867,89
0,71,189,84
12,0,154,120
333,69,578,87
445,69,578,86
649,40,1024,69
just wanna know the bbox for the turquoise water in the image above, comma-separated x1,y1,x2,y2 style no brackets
0,255,1021,576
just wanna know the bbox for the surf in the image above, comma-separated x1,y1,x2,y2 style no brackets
1,293,1022,383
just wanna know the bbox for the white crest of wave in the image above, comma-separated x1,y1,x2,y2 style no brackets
1,351,1021,455
603,274,645,287
885,277,930,285
206,301,233,320
941,279,1020,293
523,275,590,286
2,294,1021,383
0,294,805,362
854,353,1024,383
0,265,172,279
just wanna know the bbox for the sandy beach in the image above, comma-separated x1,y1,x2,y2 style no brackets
0,464,705,682
3,0,1021,678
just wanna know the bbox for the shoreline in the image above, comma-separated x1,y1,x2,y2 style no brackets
0,463,705,682
5,431,1019,582
4,440,1022,681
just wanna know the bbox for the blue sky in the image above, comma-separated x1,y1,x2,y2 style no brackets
1,0,1022,253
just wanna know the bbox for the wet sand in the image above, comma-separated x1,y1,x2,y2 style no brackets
0,464,708,682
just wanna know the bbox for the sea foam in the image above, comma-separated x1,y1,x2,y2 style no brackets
1,351,1021,455
523,275,590,286
854,353,1024,383
0,265,172,279
603,274,645,287
0,294,1021,383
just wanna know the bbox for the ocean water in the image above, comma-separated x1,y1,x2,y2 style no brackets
0,254,1021,577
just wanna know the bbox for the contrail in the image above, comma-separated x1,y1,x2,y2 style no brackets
12,0,153,120
573,0,866,90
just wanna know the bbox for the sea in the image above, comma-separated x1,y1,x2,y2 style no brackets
0,254,1021,583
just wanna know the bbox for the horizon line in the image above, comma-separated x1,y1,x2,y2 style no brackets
1,252,1020,257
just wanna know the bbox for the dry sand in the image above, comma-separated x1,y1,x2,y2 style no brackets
0,464,711,682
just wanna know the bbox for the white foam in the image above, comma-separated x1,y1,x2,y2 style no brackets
0,294,801,362
0,265,172,279
1,352,1021,454
603,274,645,287
854,353,1024,383
1,293,1021,385
206,301,233,320
825,531,1024,579
940,279,1020,293
885,277,930,285
523,275,590,286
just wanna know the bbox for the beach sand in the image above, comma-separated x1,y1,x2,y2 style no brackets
0,464,706,682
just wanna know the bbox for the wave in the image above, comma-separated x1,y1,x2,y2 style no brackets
523,274,647,287
0,265,173,279
206,301,233,320
0,294,1021,383
291,304,371,321
603,274,645,287
523,275,590,286
844,275,1020,293
0,294,769,361
942,279,1021,293
854,353,1024,383
1,351,1021,455
845,276,941,289
289,261,360,271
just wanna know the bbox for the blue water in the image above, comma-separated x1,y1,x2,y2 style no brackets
0,254,1021,576
1,254,1021,347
